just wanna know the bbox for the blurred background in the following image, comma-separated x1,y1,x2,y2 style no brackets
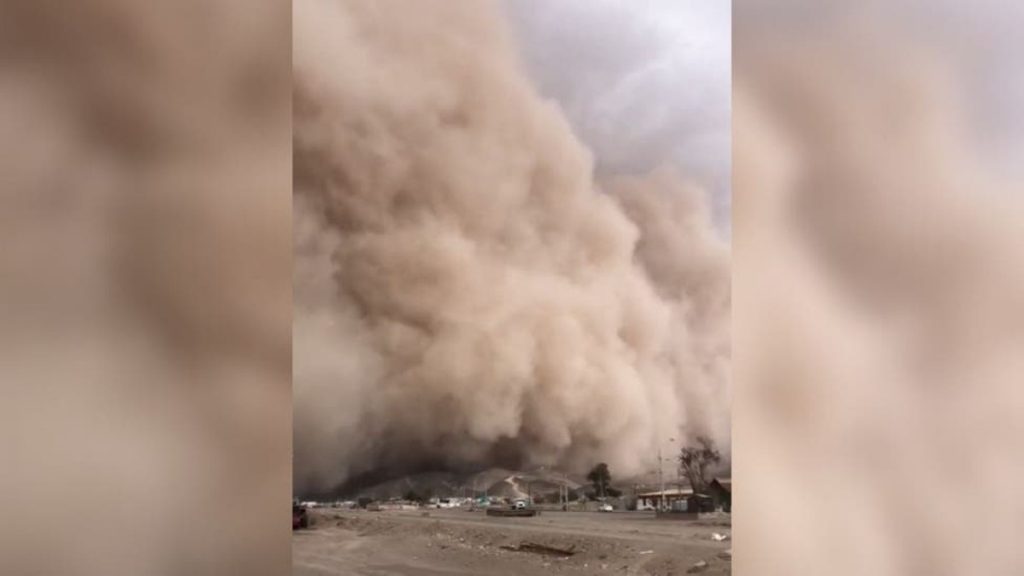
3,0,1023,575
734,1,1024,575
0,1,291,575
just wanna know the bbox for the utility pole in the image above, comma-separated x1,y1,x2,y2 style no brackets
669,437,680,495
658,446,665,512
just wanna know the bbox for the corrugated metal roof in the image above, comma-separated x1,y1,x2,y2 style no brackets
636,487,694,498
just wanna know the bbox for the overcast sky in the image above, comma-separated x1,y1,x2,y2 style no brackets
501,0,732,227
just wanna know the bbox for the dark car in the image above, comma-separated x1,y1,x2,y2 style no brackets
293,503,309,530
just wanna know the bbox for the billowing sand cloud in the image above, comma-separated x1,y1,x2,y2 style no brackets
292,0,730,495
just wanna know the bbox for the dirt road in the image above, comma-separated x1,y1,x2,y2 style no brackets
293,508,731,575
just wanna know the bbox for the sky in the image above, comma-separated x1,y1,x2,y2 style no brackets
500,0,732,229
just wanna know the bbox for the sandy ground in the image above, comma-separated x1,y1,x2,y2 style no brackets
293,508,731,575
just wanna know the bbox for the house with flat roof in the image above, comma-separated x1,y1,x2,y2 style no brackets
635,487,693,510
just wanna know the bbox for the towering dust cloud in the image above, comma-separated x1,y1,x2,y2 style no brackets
293,0,729,495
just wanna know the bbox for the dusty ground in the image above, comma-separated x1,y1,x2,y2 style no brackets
293,508,731,575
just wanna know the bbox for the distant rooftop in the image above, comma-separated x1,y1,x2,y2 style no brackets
636,487,694,498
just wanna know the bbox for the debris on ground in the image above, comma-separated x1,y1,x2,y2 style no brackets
687,560,709,573
499,542,576,557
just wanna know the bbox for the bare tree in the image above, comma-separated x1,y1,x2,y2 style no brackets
586,462,612,499
678,436,721,495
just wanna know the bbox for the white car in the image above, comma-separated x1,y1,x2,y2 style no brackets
598,503,614,512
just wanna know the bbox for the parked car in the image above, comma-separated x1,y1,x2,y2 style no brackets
598,503,614,512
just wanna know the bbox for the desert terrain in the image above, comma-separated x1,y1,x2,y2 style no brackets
293,508,731,576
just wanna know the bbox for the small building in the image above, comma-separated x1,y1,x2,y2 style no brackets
635,487,694,511
708,477,731,512
653,493,713,520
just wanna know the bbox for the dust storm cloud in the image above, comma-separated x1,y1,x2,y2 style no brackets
293,0,730,495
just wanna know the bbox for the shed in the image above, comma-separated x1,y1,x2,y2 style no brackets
708,477,731,512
